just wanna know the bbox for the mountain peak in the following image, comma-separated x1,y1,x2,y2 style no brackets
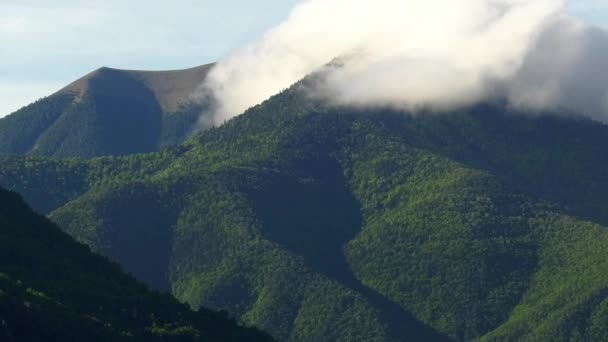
55,64,214,112
0,64,215,158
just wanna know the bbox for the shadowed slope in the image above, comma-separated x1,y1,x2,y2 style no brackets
0,186,274,341
0,65,214,158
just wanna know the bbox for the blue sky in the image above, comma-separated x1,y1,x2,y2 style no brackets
0,0,606,116
569,0,608,26
0,0,298,116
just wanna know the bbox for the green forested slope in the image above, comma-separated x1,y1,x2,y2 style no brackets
0,65,213,158
2,86,608,341
0,187,273,341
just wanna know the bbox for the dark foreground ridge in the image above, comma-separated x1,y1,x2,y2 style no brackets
0,186,274,342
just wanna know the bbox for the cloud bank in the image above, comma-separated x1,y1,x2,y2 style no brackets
202,0,608,125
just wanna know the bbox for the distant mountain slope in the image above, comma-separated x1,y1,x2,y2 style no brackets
0,186,274,342
0,64,213,158
3,85,608,341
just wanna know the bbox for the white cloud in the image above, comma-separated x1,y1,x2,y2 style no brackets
203,0,608,124
203,0,563,123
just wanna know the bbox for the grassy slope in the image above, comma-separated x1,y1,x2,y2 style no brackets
2,87,608,341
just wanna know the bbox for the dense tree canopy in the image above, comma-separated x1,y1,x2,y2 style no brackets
3,82,608,341
0,187,274,341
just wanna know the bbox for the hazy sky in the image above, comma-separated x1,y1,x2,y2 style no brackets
570,0,608,26
0,0,605,117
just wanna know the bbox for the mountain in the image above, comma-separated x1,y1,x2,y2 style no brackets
0,64,213,159
3,83,608,341
0,186,274,342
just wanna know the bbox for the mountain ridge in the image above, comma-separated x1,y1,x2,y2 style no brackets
56,64,213,112
3,84,608,340
0,186,274,341
0,64,214,158
4,69,608,340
